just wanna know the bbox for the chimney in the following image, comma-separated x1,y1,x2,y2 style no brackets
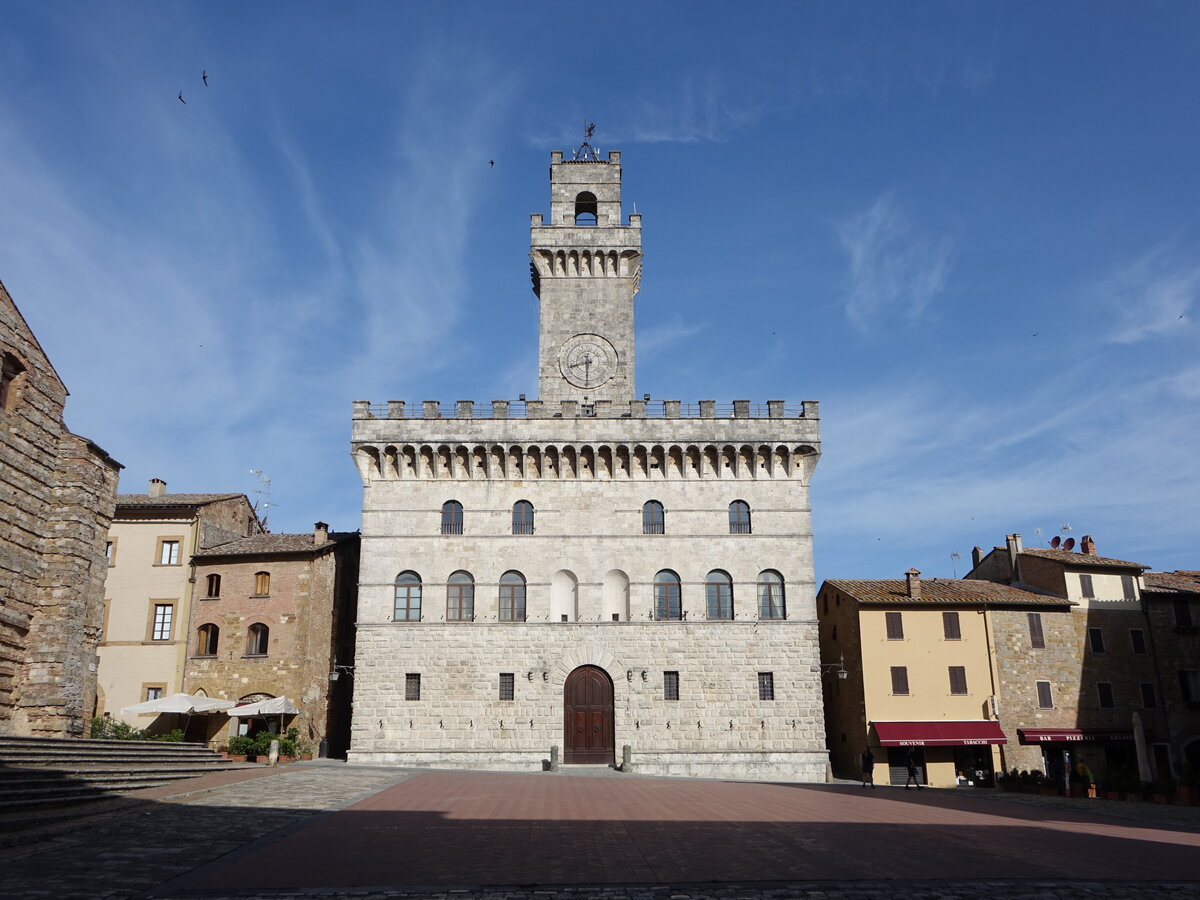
148,478,167,498
314,522,329,544
1005,532,1023,571
971,546,984,568
905,568,922,599
1081,535,1096,556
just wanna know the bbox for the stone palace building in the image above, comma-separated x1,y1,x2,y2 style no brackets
347,147,826,780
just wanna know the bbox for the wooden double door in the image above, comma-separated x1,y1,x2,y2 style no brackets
563,665,614,765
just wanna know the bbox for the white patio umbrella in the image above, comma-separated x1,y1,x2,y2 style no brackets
119,692,236,715
226,697,300,744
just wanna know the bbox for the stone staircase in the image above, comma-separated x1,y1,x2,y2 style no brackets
0,735,241,841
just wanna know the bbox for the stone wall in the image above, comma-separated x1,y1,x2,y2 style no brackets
349,620,828,781
0,282,120,736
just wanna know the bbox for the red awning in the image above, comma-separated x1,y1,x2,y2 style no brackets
1017,728,1135,744
872,721,1007,747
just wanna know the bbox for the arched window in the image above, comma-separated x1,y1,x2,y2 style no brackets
499,571,526,622
654,570,682,620
574,191,598,226
512,500,534,535
205,573,221,598
642,500,665,535
706,570,733,620
254,571,270,596
447,571,474,622
246,623,269,655
394,571,422,621
729,500,751,534
441,500,463,535
758,570,786,619
196,623,219,656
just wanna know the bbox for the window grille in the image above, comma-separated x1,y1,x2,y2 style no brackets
405,673,421,701
728,500,751,534
663,671,679,701
441,501,463,535
758,672,775,701
499,673,514,701
642,501,664,534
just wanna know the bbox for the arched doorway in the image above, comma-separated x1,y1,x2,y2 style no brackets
563,665,614,764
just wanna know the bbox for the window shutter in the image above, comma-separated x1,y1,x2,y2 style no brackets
949,666,967,695
943,612,961,640
1028,613,1045,649
891,666,909,695
885,612,904,640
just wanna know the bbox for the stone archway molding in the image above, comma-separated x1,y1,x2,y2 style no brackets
549,643,622,687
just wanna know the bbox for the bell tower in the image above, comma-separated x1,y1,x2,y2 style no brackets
530,144,642,404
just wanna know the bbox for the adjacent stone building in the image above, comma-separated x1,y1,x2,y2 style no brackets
1134,569,1200,776
0,280,122,737
966,534,1167,784
97,481,261,726
348,147,827,780
183,524,360,756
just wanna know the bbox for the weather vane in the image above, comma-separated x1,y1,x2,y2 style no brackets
573,121,601,161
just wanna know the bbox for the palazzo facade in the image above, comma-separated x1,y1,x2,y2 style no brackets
347,149,826,780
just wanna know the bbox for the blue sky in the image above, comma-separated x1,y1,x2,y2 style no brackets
3,2,1198,582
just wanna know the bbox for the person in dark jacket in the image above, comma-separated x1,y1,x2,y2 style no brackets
861,748,876,788
904,747,923,789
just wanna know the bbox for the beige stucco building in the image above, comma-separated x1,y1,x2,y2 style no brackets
819,569,1071,788
97,481,261,726
0,280,121,737
347,147,827,780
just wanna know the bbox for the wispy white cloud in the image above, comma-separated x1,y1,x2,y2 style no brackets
637,314,708,356
1103,243,1199,343
834,192,953,333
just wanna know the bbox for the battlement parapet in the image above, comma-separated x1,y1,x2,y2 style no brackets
353,399,818,421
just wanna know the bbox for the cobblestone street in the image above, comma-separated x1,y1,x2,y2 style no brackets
1,763,1198,900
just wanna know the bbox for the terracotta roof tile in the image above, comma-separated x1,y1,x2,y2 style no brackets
193,532,352,558
116,493,244,508
1019,548,1147,570
1143,571,1200,594
824,578,1073,607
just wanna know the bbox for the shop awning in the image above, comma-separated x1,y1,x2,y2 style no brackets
120,693,236,716
226,697,300,718
1017,728,1134,744
873,720,1008,747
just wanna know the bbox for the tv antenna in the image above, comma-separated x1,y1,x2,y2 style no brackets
1059,522,1072,533
248,469,276,530
950,551,962,577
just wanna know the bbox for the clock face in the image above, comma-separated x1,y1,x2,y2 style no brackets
559,334,616,389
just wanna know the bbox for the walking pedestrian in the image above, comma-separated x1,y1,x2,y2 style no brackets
860,747,876,788
903,747,923,790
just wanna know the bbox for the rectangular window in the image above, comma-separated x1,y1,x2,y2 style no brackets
942,611,961,641
885,611,904,640
1027,613,1046,649
145,686,164,701
499,673,514,701
1121,574,1136,600
1175,598,1194,628
405,673,421,701
1088,628,1105,653
758,672,775,701
254,572,270,596
157,538,181,566
1180,670,1200,703
1140,683,1157,708
1130,629,1147,655
1079,574,1094,599
1097,683,1115,709
151,604,173,641
1036,680,1054,709
105,539,117,567
948,666,968,695
890,666,909,695
664,671,679,701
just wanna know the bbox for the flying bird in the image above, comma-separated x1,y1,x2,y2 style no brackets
202,70,208,86
489,160,494,167
178,91,186,104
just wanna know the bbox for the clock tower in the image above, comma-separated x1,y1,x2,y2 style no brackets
530,146,642,404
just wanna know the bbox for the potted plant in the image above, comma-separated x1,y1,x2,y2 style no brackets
227,735,255,762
